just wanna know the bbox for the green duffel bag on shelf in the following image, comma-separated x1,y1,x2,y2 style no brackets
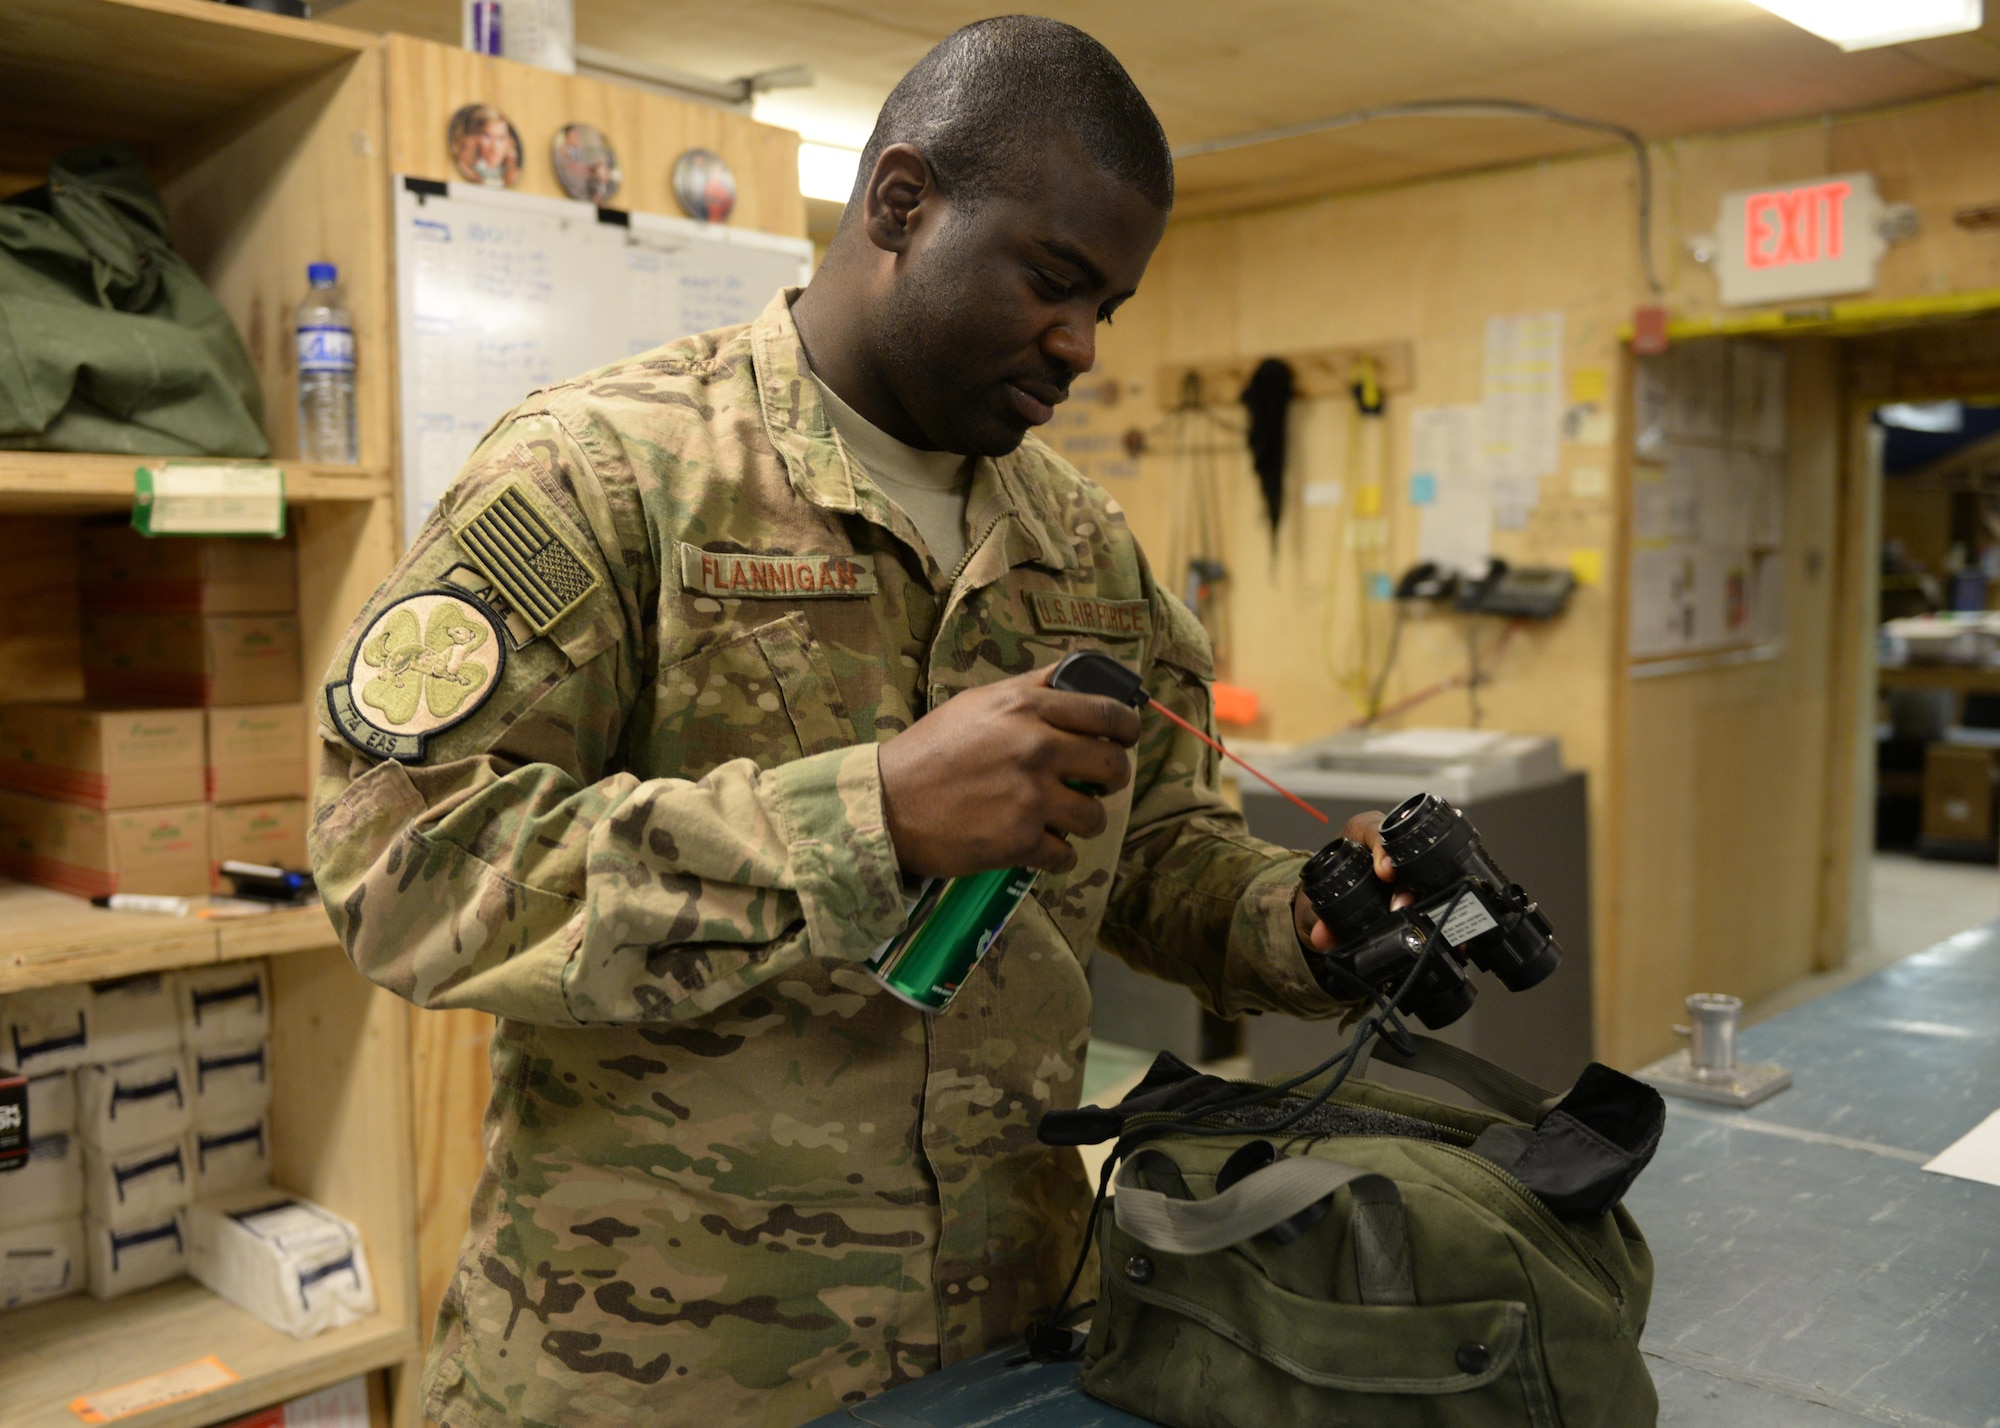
0,142,268,457
1039,1033,1665,1427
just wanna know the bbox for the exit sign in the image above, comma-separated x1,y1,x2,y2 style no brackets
1714,172,1887,306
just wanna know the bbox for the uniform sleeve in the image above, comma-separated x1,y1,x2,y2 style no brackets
309,411,907,1027
1096,586,1350,1021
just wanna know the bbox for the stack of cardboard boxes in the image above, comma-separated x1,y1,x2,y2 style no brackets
0,528,308,898
0,965,377,1334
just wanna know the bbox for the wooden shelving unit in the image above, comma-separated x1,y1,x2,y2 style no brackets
0,2,418,1423
0,454,391,510
0,880,336,993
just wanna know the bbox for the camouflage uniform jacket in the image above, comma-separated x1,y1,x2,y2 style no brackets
311,290,1343,1428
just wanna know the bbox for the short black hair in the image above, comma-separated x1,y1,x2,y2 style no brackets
854,16,1173,213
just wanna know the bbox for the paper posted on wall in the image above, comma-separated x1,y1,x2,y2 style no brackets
1411,404,1490,572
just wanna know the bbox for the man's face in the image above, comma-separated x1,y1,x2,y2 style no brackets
870,139,1166,457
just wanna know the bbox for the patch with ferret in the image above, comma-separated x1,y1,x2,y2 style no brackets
327,591,504,762
677,543,878,599
1027,591,1151,640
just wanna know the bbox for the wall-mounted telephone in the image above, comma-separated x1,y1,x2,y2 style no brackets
1454,558,1575,619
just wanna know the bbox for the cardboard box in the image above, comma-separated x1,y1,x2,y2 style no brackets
0,1216,84,1309
188,1191,374,1338
1921,743,1998,851
0,790,210,899
80,527,295,615
85,1208,186,1298
210,799,308,888
0,705,204,810
207,705,309,803
82,614,301,707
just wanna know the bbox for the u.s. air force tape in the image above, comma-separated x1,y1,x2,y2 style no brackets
450,479,603,636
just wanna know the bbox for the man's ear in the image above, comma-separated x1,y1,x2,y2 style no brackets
860,144,936,255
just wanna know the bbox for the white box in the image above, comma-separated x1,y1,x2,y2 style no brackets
27,1068,75,1136
189,1040,272,1125
86,1208,186,1298
178,962,270,1047
0,1133,83,1232
188,1190,375,1338
77,1052,192,1153
0,1215,85,1309
84,1133,191,1228
89,973,182,1062
190,1116,270,1199
4,984,91,1075
0,1216,84,1304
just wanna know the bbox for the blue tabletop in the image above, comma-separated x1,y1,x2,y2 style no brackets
807,927,2000,1427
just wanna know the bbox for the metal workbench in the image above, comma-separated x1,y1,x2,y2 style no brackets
805,925,2000,1426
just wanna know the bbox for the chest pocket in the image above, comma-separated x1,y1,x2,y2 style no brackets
648,612,856,780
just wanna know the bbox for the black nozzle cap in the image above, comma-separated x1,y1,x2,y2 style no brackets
1047,651,1147,707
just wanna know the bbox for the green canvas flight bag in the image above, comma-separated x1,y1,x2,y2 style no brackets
1073,1036,1662,1426
0,143,267,457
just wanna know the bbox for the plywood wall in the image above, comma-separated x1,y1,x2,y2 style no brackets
1094,84,2000,1068
385,35,805,238
1087,151,1636,1054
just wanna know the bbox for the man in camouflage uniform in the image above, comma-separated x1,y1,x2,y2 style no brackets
313,17,1379,1428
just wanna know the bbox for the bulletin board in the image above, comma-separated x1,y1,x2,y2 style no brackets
393,178,814,541
1626,340,1788,669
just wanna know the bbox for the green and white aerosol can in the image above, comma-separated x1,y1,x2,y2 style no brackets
865,651,1148,1013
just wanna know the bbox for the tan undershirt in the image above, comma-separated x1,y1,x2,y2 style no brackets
816,376,974,578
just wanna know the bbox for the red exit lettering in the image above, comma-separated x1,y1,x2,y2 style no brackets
1745,181,1852,271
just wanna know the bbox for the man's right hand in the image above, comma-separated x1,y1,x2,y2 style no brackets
878,668,1141,879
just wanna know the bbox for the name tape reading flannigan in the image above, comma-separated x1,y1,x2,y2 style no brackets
676,543,878,599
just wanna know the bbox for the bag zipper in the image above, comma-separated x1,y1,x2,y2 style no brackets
1429,1142,1625,1306
1153,1097,1626,1307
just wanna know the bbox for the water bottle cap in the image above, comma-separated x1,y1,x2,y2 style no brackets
308,262,337,284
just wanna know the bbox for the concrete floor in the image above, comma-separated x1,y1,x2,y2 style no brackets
1747,850,2000,1022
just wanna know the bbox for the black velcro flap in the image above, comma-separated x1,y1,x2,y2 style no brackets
1469,1062,1665,1218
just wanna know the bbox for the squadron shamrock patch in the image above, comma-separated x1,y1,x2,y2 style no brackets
326,591,504,761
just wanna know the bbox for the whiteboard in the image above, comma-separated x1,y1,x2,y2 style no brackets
393,178,813,541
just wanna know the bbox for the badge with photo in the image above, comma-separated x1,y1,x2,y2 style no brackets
552,122,621,204
448,103,523,189
673,148,737,223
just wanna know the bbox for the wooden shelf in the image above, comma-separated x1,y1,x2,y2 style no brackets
1,1278,414,1428
0,0,375,140
0,879,337,994
1879,662,2000,696
0,453,389,512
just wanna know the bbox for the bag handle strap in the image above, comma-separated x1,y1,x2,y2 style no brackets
1112,1155,1415,1305
1355,1031,1561,1124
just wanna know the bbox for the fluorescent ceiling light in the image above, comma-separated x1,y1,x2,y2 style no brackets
798,143,861,203
1748,0,1982,50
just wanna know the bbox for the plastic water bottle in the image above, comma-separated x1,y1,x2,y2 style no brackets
296,262,356,464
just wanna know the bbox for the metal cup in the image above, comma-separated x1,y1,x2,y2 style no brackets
1681,993,1742,1075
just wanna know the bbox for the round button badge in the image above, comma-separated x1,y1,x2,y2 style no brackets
552,122,622,204
673,148,737,223
448,103,523,189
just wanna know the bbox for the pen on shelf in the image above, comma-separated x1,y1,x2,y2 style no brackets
90,893,191,917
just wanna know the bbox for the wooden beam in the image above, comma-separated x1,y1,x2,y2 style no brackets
1157,341,1414,408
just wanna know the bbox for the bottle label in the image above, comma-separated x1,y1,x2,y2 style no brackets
298,325,355,375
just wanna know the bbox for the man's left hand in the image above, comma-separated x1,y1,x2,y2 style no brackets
1292,809,1396,952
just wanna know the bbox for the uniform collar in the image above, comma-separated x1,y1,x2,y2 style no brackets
750,289,1077,571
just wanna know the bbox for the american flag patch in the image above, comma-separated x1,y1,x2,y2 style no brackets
452,481,602,635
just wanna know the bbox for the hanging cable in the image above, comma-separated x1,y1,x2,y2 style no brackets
1173,99,1662,296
